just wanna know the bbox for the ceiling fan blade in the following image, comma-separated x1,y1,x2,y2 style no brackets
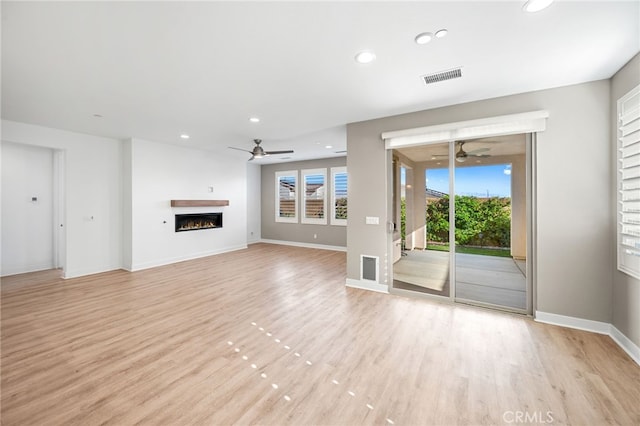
469,153,491,158
228,146,253,154
466,147,490,155
265,150,294,155
248,156,255,161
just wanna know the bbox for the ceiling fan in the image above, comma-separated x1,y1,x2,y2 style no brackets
228,139,294,161
431,141,491,162
455,141,490,163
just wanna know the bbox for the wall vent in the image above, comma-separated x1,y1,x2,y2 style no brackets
421,67,462,85
360,255,379,282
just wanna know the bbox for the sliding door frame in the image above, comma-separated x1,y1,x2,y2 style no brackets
384,111,547,315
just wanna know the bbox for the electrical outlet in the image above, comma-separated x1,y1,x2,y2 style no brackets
313,234,317,239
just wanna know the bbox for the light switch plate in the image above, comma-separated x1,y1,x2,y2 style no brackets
365,216,379,225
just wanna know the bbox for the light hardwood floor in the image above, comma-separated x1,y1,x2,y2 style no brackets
2,243,639,425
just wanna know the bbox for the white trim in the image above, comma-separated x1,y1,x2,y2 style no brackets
275,170,298,223
535,311,640,367
259,239,346,252
535,311,610,334
301,168,328,225
62,264,122,279
382,110,549,149
346,278,389,294
610,325,640,366
127,244,248,272
330,166,348,226
616,83,640,280
1,261,55,277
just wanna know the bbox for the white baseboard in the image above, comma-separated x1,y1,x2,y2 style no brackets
63,264,122,279
259,239,347,252
535,311,610,334
345,278,389,294
128,244,248,272
1,261,55,277
535,311,640,366
610,325,640,366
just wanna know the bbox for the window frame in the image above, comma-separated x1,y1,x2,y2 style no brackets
330,167,348,226
275,170,298,223
617,83,640,280
301,168,327,225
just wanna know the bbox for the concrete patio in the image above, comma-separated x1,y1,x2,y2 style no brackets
393,249,526,310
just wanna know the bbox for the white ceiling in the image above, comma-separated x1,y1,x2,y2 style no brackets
2,1,639,164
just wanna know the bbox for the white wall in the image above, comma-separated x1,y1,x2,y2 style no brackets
1,120,122,278
1,141,54,275
247,163,261,243
124,138,247,270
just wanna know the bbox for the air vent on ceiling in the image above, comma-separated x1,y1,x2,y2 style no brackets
421,67,462,85
334,150,347,154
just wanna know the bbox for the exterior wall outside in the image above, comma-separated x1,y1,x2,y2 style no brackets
347,80,612,322
261,157,347,247
611,52,640,347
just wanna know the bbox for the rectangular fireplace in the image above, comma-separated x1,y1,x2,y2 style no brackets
175,213,222,232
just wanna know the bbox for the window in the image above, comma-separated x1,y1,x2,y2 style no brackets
275,171,298,223
301,168,327,224
331,167,348,226
617,84,640,279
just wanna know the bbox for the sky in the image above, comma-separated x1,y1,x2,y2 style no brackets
424,164,512,197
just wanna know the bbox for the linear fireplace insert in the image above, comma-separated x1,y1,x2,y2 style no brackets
175,212,222,232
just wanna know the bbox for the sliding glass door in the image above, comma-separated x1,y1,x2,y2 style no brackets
393,142,451,298
392,136,530,313
453,138,527,312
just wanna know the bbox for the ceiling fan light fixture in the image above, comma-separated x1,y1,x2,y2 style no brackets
456,156,466,163
523,0,554,13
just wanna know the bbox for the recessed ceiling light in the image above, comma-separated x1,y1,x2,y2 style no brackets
435,29,448,38
414,32,433,45
249,117,260,123
325,145,333,149
523,0,553,12
180,134,190,139
355,50,376,64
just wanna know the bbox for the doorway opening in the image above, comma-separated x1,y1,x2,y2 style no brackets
391,135,529,313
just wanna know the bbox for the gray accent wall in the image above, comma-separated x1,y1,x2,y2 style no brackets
347,80,613,323
261,157,347,247
611,53,640,348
